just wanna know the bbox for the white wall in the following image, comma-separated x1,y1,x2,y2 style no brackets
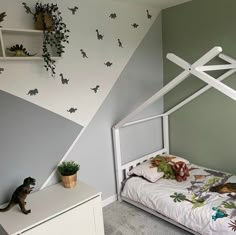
0,0,160,126
47,14,164,199
0,0,164,201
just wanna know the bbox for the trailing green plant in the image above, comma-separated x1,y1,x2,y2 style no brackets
22,2,70,77
58,161,80,176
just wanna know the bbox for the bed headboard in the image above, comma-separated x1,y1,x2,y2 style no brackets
115,147,167,201
121,148,167,180
112,118,203,235
112,114,169,201
112,115,169,201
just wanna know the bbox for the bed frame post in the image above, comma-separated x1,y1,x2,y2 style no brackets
163,115,170,154
112,127,123,202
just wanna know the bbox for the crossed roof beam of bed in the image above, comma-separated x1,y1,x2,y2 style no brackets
114,46,236,129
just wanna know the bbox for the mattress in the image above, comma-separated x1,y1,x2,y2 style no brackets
121,164,236,235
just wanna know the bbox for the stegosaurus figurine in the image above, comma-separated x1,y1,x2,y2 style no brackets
159,161,175,179
7,44,36,57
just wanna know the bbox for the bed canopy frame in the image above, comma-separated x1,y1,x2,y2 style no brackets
112,46,236,204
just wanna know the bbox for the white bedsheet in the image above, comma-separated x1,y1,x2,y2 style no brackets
122,164,236,235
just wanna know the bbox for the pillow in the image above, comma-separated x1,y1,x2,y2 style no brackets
128,160,164,183
160,154,190,165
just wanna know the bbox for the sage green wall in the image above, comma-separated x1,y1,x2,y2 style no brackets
163,0,236,174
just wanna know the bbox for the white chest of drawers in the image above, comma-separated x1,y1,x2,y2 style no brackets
0,181,104,235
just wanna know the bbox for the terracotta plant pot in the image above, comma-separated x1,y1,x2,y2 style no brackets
35,12,55,31
61,173,77,188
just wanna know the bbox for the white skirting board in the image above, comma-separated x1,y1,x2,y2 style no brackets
102,194,117,207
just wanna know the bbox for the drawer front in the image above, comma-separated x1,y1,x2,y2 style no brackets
23,197,103,235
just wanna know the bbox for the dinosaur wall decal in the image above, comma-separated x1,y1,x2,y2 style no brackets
67,108,77,113
68,6,78,15
80,49,88,58
118,39,123,48
104,61,113,67
132,23,139,28
146,10,152,19
91,85,100,93
60,73,69,85
109,13,117,19
22,2,33,15
96,29,104,40
27,89,38,96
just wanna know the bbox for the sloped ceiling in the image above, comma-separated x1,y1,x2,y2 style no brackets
113,0,191,9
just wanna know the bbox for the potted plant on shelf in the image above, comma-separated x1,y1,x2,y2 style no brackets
22,2,70,77
58,161,80,188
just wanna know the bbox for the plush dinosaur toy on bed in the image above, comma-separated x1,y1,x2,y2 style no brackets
151,156,175,179
151,156,190,180
159,161,176,179
151,156,167,167
173,161,190,182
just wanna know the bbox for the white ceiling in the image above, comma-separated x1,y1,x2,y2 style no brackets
113,0,191,9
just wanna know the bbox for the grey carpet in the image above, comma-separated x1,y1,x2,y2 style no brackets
103,201,192,235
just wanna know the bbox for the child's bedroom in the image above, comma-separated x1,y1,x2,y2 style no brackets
0,0,235,234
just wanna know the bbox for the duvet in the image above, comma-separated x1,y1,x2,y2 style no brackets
122,164,236,235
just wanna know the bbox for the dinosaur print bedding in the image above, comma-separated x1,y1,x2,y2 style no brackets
121,164,236,235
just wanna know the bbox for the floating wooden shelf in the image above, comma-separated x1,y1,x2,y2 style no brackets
0,28,60,60
0,56,60,61
1,28,44,34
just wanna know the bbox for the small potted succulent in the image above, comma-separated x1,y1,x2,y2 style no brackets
58,161,80,188
22,2,70,77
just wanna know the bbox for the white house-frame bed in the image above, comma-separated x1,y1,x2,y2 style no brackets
112,47,236,234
